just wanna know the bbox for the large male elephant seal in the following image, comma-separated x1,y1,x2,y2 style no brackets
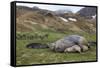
48,35,89,53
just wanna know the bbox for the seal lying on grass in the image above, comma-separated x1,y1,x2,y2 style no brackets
64,45,88,53
26,35,90,53
48,35,89,53
64,45,81,53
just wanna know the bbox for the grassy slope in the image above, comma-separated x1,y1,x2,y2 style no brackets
16,6,97,66
16,31,97,65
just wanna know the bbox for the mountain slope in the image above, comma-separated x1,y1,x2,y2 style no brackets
16,6,96,33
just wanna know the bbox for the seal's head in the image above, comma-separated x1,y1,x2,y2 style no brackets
48,43,56,50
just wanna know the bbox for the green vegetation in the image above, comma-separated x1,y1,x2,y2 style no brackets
16,30,97,65
16,5,97,66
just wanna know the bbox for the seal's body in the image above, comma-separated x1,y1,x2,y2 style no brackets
48,35,89,53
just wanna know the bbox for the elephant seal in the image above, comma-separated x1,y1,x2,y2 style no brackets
48,35,89,53
64,45,81,53
64,45,88,53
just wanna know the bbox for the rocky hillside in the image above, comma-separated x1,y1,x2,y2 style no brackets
16,6,96,34
77,7,97,19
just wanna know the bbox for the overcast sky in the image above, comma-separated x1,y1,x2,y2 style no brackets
16,3,84,13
